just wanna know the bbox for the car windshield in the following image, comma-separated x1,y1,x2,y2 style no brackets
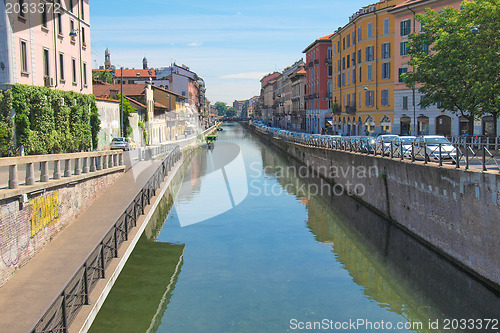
381,136,398,142
424,137,451,144
112,138,124,142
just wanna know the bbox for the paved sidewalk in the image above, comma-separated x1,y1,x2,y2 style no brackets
0,156,163,333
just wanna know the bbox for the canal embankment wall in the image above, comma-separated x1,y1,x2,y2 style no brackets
246,124,500,291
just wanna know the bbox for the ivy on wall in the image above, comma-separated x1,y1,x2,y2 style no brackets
0,89,14,156
0,84,100,156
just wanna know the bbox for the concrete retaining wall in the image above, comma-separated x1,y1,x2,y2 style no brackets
251,127,500,290
0,171,123,287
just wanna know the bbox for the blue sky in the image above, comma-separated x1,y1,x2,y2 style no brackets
90,0,369,105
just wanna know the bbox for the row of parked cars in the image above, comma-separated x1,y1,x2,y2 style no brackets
110,137,137,151
254,123,457,162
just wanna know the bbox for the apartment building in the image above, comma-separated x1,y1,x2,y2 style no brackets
303,34,333,134
331,0,403,135
0,0,92,94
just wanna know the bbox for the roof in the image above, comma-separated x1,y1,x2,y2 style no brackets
125,96,146,109
297,69,307,74
303,33,334,53
390,0,425,11
151,84,186,99
93,84,147,98
114,69,156,78
154,101,169,109
95,97,120,103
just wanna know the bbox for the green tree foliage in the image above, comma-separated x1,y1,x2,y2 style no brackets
5,84,100,155
0,90,14,156
94,70,114,84
214,102,228,116
117,93,135,137
226,107,237,117
403,0,500,135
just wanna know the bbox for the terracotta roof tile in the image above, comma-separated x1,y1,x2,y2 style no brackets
114,69,156,78
93,84,147,98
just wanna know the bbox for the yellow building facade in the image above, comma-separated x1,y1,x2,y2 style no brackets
331,0,404,135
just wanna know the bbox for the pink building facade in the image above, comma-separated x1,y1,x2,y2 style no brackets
0,0,92,94
303,34,333,134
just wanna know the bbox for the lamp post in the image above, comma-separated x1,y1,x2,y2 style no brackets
120,67,124,137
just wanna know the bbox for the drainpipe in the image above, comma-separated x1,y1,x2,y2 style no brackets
408,5,417,135
374,10,378,111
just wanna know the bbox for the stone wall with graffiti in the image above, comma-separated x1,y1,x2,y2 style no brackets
0,172,122,287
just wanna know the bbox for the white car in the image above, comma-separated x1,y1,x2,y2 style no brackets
375,135,399,155
394,136,416,158
414,135,457,162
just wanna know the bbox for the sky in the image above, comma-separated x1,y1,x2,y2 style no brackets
90,0,369,105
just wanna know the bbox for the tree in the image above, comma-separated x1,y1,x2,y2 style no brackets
226,107,237,117
117,93,135,137
94,70,114,84
214,102,228,116
403,0,500,136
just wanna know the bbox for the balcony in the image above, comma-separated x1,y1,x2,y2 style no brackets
346,105,356,114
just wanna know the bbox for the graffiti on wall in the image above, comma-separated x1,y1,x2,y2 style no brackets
0,205,30,266
30,192,60,237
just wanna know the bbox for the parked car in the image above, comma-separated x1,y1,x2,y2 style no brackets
413,135,457,162
393,136,416,158
375,135,399,155
110,137,130,151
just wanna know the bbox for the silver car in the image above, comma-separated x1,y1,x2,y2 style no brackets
110,137,131,151
414,135,457,162
394,136,416,158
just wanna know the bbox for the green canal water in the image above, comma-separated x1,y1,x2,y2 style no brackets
90,123,499,333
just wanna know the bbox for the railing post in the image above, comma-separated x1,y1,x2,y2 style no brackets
9,165,19,189
83,264,89,305
64,159,72,177
53,160,61,180
74,158,81,175
25,163,35,185
439,143,442,167
90,156,96,172
424,143,428,164
119,152,124,166
390,141,394,159
482,144,487,172
114,226,118,257
411,143,415,162
102,154,108,169
40,161,49,182
465,144,469,170
61,292,68,333
82,157,89,173
455,144,460,169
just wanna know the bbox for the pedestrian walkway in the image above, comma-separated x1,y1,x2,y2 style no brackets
0,155,164,333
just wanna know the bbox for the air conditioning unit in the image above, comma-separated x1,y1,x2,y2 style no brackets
44,76,53,87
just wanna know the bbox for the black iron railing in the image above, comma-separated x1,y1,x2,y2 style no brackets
31,146,181,333
253,125,500,172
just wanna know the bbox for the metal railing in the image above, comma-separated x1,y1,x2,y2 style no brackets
31,146,182,333
253,125,500,172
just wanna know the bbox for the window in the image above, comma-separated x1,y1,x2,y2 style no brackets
328,65,332,77
347,70,350,85
41,3,48,28
343,37,345,50
342,57,345,70
18,0,25,18
367,64,373,81
346,34,350,48
352,31,356,44
346,94,351,107
357,27,362,41
382,62,391,79
403,96,408,110
337,60,341,72
401,19,411,36
352,69,356,84
398,68,408,82
342,73,345,86
72,58,77,84
43,48,50,77
346,54,350,68
419,96,425,109
20,40,28,73
367,23,373,38
357,49,361,64
381,89,389,106
358,66,362,82
384,18,390,35
337,74,341,87
400,41,409,56
59,53,65,81
82,27,86,45
366,46,374,61
337,40,340,53
381,43,390,59
352,52,355,66
83,62,87,86
365,90,374,107
57,13,63,35
69,0,73,12
81,0,85,20
421,44,429,54
359,91,362,107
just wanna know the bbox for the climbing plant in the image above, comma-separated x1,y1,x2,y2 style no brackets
2,84,100,155
0,89,14,156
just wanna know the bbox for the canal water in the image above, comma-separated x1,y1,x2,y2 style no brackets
90,123,499,333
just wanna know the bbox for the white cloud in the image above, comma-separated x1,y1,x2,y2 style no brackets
188,42,203,47
220,72,269,80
